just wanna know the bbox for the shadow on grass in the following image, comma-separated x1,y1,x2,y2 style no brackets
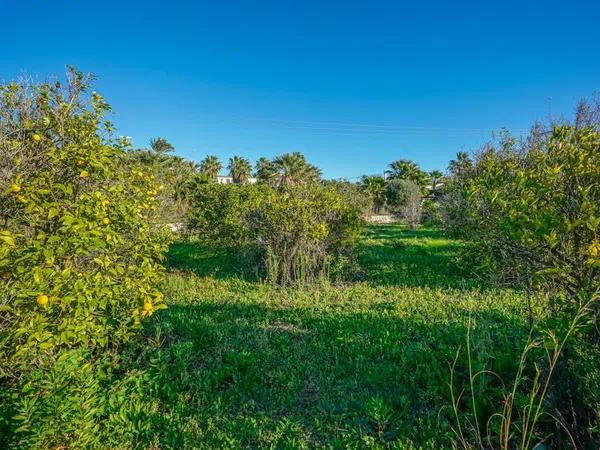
128,300,529,448
166,242,256,280
167,225,478,289
358,225,477,289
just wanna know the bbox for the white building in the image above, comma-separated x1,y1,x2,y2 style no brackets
216,175,257,185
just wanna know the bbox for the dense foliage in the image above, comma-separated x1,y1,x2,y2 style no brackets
0,69,170,447
127,137,200,224
385,178,422,229
439,122,600,445
248,184,365,284
188,182,365,285
442,125,600,301
387,159,429,188
187,182,266,251
255,152,322,188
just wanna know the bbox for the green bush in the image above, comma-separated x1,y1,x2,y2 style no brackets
323,179,373,217
248,184,365,285
421,199,441,227
0,69,170,447
443,125,600,301
439,124,600,445
187,182,267,252
187,183,365,285
385,178,422,229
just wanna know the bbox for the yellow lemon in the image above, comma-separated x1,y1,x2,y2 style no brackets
102,218,110,225
32,134,41,142
79,170,89,178
36,294,49,306
141,301,154,318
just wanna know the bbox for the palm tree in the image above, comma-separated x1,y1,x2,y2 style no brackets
199,155,222,180
133,137,175,166
150,137,175,155
388,159,428,187
228,156,252,184
255,157,278,186
448,151,472,178
428,170,444,191
361,175,387,213
272,152,321,187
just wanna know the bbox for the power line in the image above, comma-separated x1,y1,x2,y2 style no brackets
195,113,528,136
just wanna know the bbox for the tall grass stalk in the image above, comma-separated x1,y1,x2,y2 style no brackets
450,296,597,449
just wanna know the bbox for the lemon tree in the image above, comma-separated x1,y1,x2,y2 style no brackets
0,68,171,384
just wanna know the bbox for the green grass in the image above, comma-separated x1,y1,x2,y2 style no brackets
358,225,479,288
107,225,542,448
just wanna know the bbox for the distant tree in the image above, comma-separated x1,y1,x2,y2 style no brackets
228,155,252,184
574,94,600,129
361,175,387,213
270,152,321,187
150,137,175,155
199,155,222,179
428,170,444,191
388,159,428,187
448,151,472,178
127,138,199,222
427,170,445,200
255,157,278,186
132,137,175,167
386,178,422,229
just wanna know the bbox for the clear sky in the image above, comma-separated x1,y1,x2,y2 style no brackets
2,0,599,179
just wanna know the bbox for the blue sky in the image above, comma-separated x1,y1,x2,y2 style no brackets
2,0,599,179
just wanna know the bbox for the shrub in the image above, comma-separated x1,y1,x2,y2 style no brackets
443,125,600,301
187,182,267,252
0,69,170,446
421,199,441,227
187,182,365,285
438,151,474,236
247,184,364,285
323,179,373,217
440,123,600,445
385,178,422,229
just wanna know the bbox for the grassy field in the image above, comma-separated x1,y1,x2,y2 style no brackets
111,225,540,448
